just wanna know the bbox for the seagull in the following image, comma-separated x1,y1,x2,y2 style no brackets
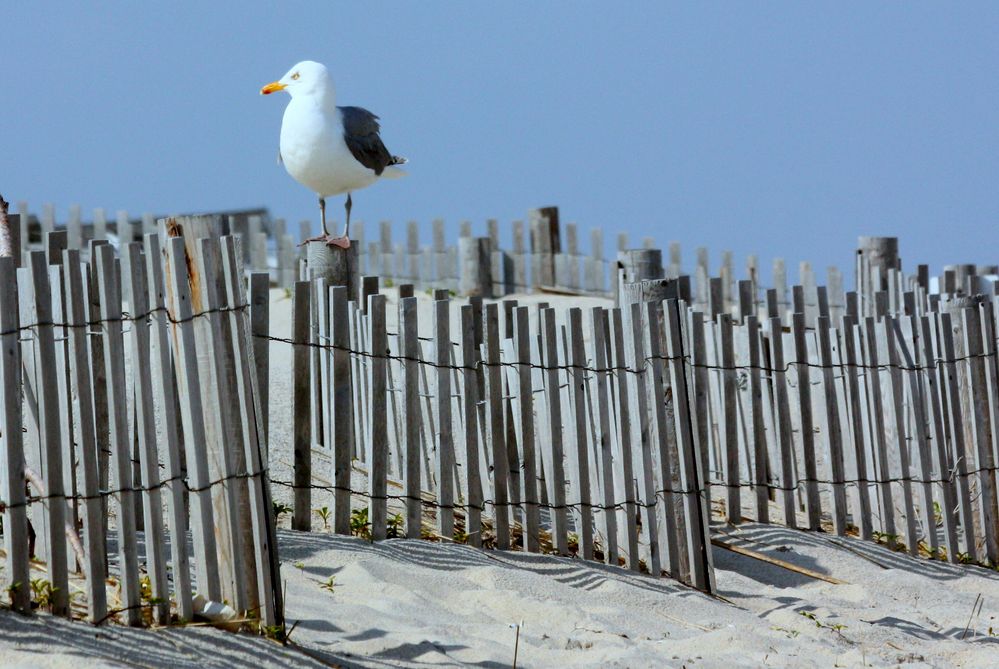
261,60,407,248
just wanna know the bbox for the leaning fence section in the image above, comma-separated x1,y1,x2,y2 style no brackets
0,225,282,627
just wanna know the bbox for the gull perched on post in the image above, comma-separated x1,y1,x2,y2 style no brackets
261,60,407,248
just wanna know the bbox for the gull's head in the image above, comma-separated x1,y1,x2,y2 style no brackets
260,61,331,98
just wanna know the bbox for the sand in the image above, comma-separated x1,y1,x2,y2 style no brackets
2,288,998,667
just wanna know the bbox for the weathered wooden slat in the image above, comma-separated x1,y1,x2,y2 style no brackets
329,286,354,535
863,317,898,545
892,316,938,555
513,306,541,552
93,246,140,624
250,272,270,451
0,257,30,614
792,312,822,530
608,308,640,569
566,307,595,560
400,297,422,538
643,301,684,579
164,236,221,601
141,233,193,620
367,293,388,540
841,315,873,539
936,312,977,560
459,305,483,547
816,315,848,535
768,315,798,529
483,303,511,548
194,237,250,611
920,313,960,562
292,281,313,531
434,299,456,539
121,243,170,624
746,315,770,523
961,307,999,564
625,302,662,576
662,299,714,592
879,318,919,554
718,313,740,523
588,307,618,563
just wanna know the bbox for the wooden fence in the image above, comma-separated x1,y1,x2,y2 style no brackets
0,226,282,628
288,278,717,591
3,212,999,633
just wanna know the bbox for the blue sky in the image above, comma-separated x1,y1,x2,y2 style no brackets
3,3,998,282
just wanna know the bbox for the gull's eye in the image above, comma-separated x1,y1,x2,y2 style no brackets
291,72,300,81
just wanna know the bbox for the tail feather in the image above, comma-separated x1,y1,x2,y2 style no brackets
390,155,408,166
382,156,408,179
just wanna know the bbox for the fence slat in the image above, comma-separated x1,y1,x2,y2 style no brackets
513,306,541,552
292,281,313,531
220,237,281,627
746,315,770,523
863,317,898,545
920,313,960,562
625,302,662,576
841,315,873,539
663,299,714,592
400,297,422,538
142,233,193,620
330,286,353,535
589,307,618,563
567,308,595,560
435,299,455,539
94,246,140,624
459,305,483,547
609,308,640,569
792,312,822,530
483,303,511,549
164,236,221,601
962,307,999,563
768,315,798,529
195,237,250,611
719,313,740,523
643,301,684,579
367,293,388,540
250,273,270,451
539,307,569,555
121,243,170,624
816,315,848,535
0,257,30,614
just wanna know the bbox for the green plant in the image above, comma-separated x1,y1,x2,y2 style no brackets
30,579,58,608
385,278,395,288
387,512,404,538
273,501,293,520
315,505,332,530
351,507,372,540
320,576,336,594
293,561,305,570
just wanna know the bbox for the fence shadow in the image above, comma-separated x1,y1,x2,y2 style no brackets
713,522,999,584
277,529,703,602
0,607,328,669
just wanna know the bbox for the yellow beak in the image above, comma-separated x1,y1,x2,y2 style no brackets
260,81,287,95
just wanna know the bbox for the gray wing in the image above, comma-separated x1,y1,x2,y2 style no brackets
339,105,394,175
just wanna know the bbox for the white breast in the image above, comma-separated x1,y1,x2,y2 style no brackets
280,101,378,197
